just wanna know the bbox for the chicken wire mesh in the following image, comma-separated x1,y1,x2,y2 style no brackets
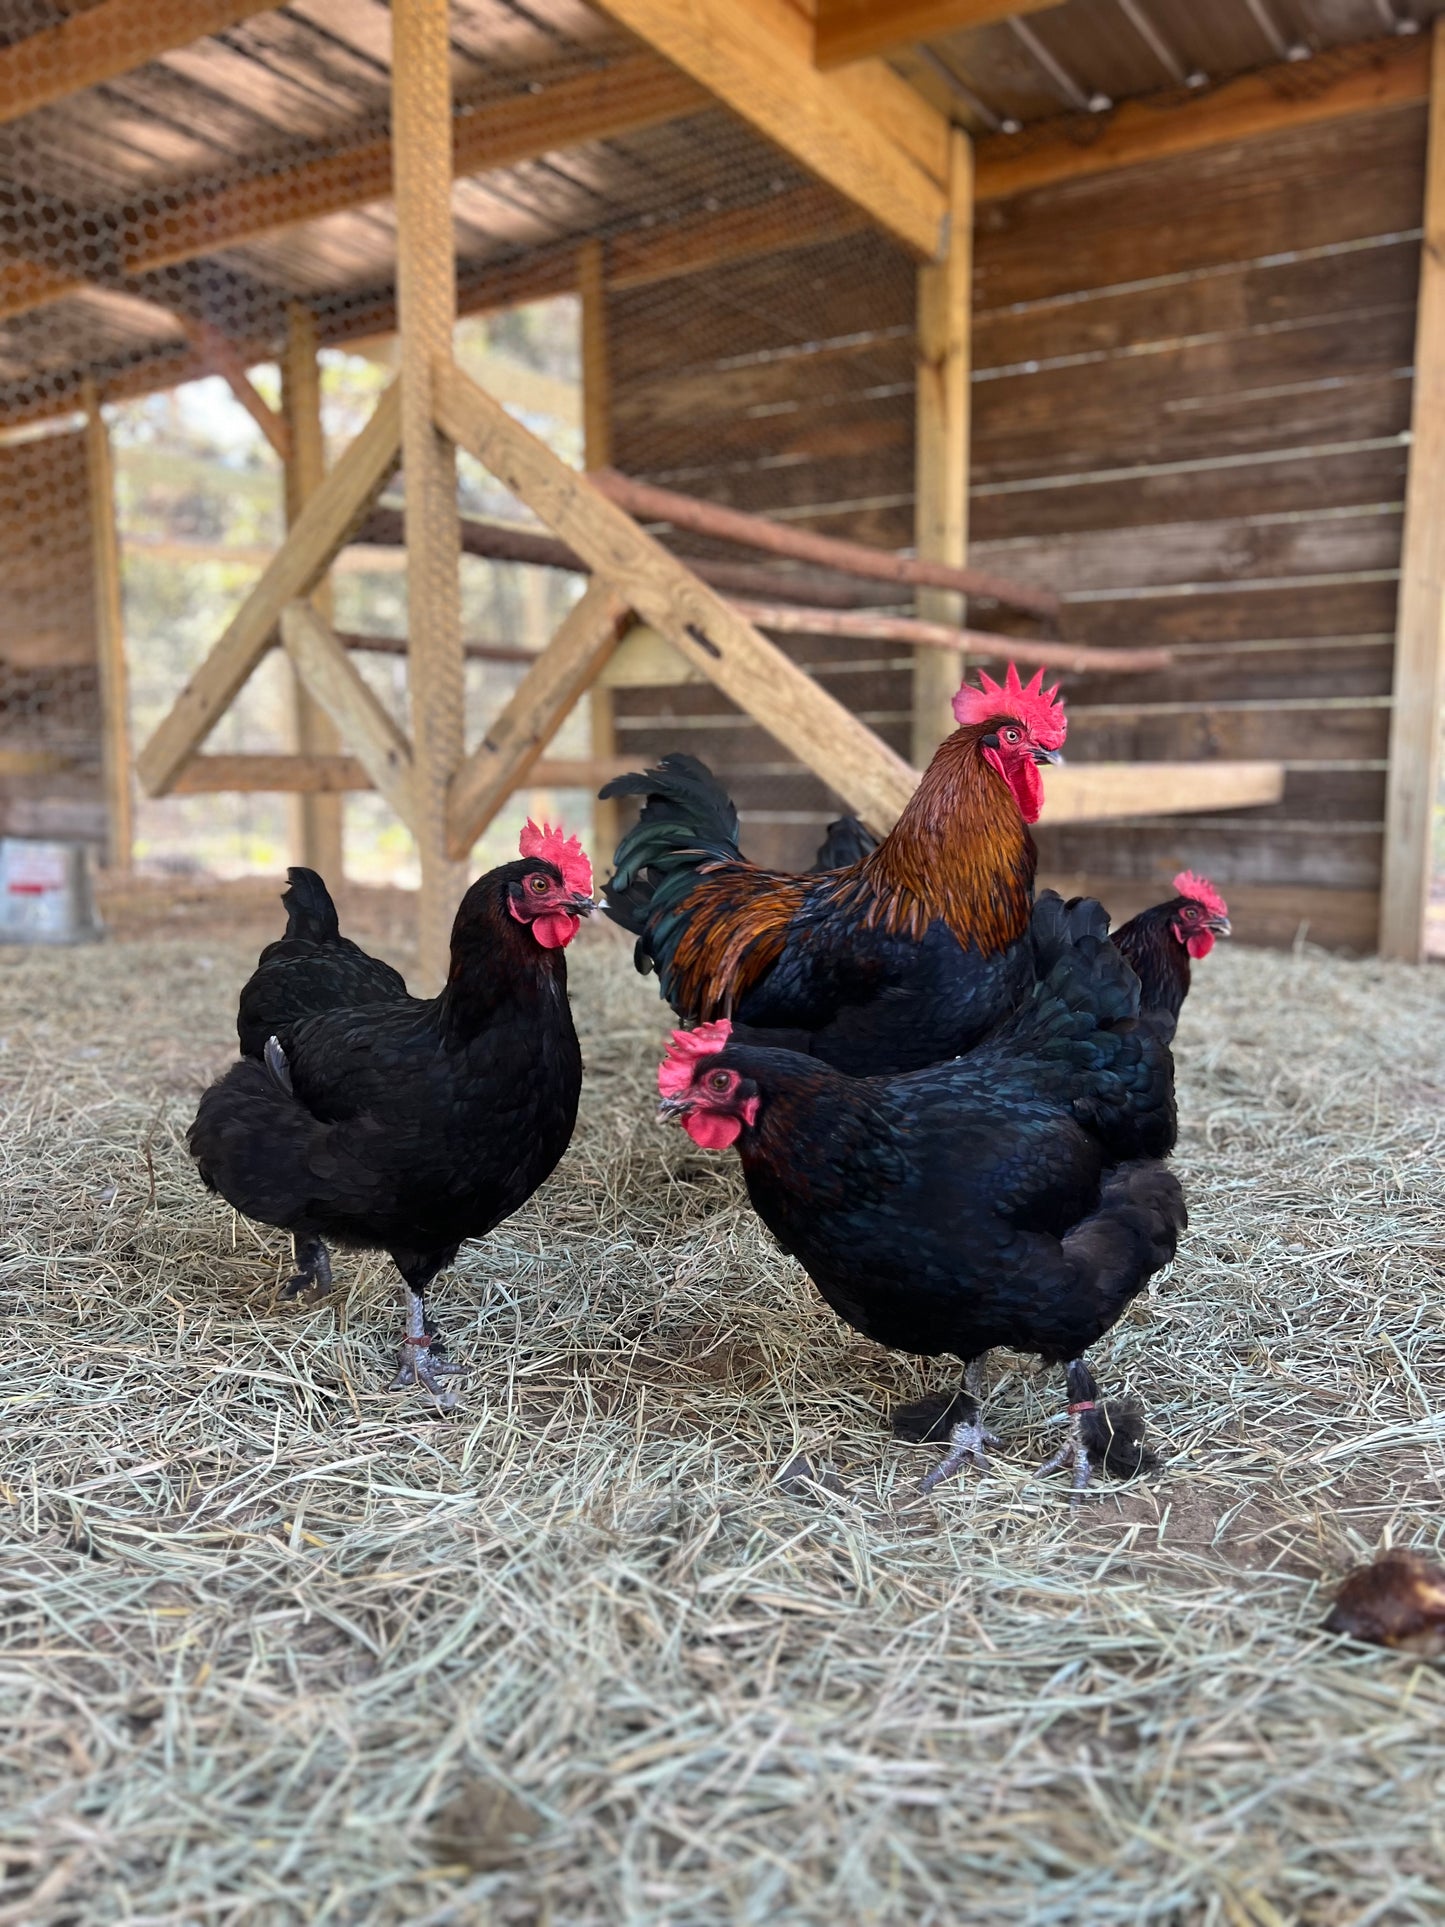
0,0,923,882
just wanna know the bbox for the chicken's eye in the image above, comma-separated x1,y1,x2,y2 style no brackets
529,874,551,894
1002,726,1022,745
1182,904,1200,920
706,1069,732,1095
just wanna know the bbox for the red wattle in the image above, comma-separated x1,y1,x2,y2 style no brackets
530,911,580,949
1009,757,1044,824
684,1111,742,1150
1185,929,1215,960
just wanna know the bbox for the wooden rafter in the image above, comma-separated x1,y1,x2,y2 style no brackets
135,378,402,797
0,0,279,128
0,53,704,325
974,33,1430,202
448,582,632,857
590,0,949,258
813,0,1051,70
280,604,418,830
434,356,921,831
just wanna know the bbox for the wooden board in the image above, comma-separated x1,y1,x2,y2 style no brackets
1380,23,1445,960
279,603,417,828
448,582,631,857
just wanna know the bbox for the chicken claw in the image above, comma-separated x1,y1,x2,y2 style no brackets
1036,1411,1095,1502
919,1411,1002,1493
389,1337,466,1409
388,1287,466,1410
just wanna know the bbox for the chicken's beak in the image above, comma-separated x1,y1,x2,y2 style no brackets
569,893,597,917
656,1096,690,1123
1031,746,1065,767
1206,913,1232,937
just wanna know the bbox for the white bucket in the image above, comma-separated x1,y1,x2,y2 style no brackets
0,838,101,944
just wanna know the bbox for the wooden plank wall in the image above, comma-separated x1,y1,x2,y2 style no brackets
979,104,1426,952
607,106,1427,947
0,426,105,841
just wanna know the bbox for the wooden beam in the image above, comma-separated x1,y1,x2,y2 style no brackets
579,239,622,867
436,358,921,831
184,320,289,462
172,753,372,794
0,0,278,128
1042,761,1286,825
170,750,634,794
394,0,466,984
1381,24,1445,961
135,378,401,796
448,582,631,858
282,302,343,880
590,0,948,259
83,382,133,873
280,605,417,828
912,125,971,766
975,34,1431,203
592,468,1059,619
729,600,1169,674
814,0,1051,71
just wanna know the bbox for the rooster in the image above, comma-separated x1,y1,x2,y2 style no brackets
188,822,594,1405
601,664,1067,1076
655,894,1184,1493
1112,872,1230,1040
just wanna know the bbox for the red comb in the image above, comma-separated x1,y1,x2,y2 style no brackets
952,664,1067,749
519,819,593,898
1173,871,1228,920
658,1020,733,1100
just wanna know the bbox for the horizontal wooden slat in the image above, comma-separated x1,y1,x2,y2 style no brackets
1062,698,1390,764
1058,577,1400,646
970,441,1411,542
1035,820,1382,892
973,105,1427,310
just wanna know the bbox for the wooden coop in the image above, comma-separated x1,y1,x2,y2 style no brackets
2,0,1443,980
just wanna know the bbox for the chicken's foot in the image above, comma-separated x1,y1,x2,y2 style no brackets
1035,1359,1154,1504
388,1287,466,1410
919,1405,1002,1493
280,1233,334,1301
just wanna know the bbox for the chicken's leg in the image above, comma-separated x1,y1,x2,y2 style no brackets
1036,1359,1154,1502
387,1248,466,1410
896,1359,1000,1493
280,1233,333,1300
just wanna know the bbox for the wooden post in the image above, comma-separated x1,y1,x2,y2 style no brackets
282,302,344,881
912,125,972,766
579,237,622,862
83,381,132,871
1381,22,1445,961
393,0,467,985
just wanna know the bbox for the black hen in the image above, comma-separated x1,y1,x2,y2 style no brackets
657,893,1184,1493
235,867,408,1060
1112,870,1230,1042
189,825,594,1404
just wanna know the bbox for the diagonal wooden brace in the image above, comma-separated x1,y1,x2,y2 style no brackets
136,378,403,797
432,357,921,832
280,604,418,831
448,580,632,858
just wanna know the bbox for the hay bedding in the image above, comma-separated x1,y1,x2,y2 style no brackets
2,915,1444,1927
